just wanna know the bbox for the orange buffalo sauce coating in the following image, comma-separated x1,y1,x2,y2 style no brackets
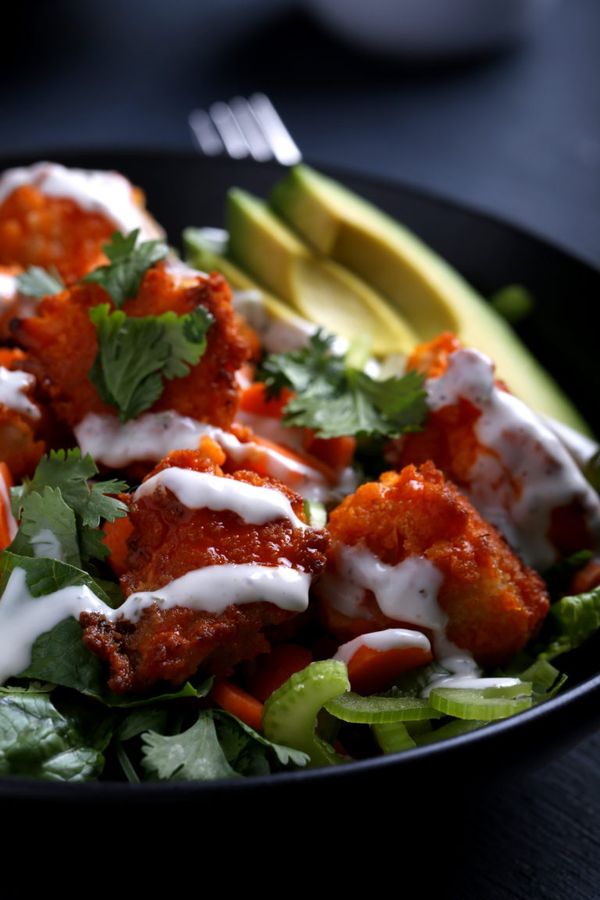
0,185,118,283
81,449,329,693
0,347,45,479
319,462,549,668
13,265,249,430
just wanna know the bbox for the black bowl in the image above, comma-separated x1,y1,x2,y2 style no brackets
1,150,599,810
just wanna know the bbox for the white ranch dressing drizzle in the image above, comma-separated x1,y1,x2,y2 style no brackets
0,162,160,239
426,348,600,569
30,529,64,561
319,543,467,661
164,257,208,283
74,411,332,501
134,466,308,529
334,628,432,664
0,366,40,419
0,272,17,300
0,564,311,683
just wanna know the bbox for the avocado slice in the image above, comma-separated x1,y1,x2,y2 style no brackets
183,227,317,350
226,188,419,357
270,165,587,431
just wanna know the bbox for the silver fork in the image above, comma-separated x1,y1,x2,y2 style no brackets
188,93,302,166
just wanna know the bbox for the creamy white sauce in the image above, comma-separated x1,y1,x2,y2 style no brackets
74,411,332,501
0,366,40,419
164,257,207,283
30,529,64,561
319,543,466,661
0,473,17,541
0,272,17,301
426,348,600,569
543,416,599,468
0,564,311,683
134,466,308,529
334,628,432,664
0,162,161,239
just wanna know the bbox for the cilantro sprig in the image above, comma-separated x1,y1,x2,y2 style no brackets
89,303,214,422
257,331,427,441
10,449,128,566
82,229,168,307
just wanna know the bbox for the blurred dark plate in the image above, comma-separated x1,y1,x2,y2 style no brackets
1,150,599,809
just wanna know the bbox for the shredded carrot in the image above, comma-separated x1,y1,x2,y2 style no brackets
249,433,336,482
570,559,600,595
102,515,133,577
211,678,265,731
0,462,14,551
346,643,433,695
247,644,313,702
239,382,293,419
303,432,356,471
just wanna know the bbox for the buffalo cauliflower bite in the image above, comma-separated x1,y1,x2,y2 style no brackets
317,462,549,668
389,332,600,569
13,265,249,430
80,448,329,693
0,163,162,283
0,348,45,479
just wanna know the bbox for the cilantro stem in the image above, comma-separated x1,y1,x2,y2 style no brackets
115,740,140,784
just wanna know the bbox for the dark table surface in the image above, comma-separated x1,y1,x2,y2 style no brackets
1,1,599,892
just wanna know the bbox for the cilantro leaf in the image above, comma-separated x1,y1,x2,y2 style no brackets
141,711,239,781
0,692,104,781
82,229,168,307
16,266,65,299
89,303,213,422
9,486,82,567
13,449,127,565
258,330,427,440
214,710,309,769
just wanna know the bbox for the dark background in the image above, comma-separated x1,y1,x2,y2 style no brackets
1,0,599,892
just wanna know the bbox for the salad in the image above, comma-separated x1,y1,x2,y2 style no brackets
1,160,600,784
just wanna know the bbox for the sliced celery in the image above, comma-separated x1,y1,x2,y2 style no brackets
262,660,350,768
324,692,443,724
303,500,328,528
416,719,488,745
429,686,533,720
372,721,416,754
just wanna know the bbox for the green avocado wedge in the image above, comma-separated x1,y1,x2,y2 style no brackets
183,226,314,339
270,165,588,431
226,188,419,357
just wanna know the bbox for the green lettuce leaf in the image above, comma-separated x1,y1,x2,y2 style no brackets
0,692,104,781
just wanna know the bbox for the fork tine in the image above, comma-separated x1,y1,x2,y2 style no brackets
209,102,251,159
188,109,225,156
229,97,273,162
248,94,302,166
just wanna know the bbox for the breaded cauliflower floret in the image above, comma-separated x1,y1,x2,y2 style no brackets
0,163,162,283
0,348,45,479
390,332,600,568
80,449,329,693
318,462,549,667
13,265,249,430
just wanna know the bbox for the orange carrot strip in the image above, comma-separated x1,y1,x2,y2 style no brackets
0,462,14,551
303,432,356,471
239,382,293,419
247,644,313,702
211,679,265,732
102,515,133,577
570,559,600,595
249,433,337,483
347,644,433,695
